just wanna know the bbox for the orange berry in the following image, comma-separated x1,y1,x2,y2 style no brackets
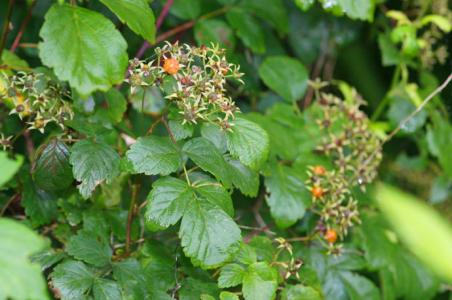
324,229,337,244
163,58,180,75
312,165,326,176
311,186,324,198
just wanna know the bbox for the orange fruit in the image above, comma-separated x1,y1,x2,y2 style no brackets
311,186,324,198
163,58,180,75
324,229,337,243
312,165,326,176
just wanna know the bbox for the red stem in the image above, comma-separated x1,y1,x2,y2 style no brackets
135,0,174,59
10,0,36,53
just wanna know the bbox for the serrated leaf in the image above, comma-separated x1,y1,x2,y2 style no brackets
226,117,269,169
39,4,128,95
194,179,234,217
220,291,240,300
242,262,278,300
265,162,310,228
113,259,149,299
0,151,23,187
201,123,227,153
70,140,120,199
281,284,322,300
93,278,122,300
169,120,194,141
180,198,241,268
226,157,259,197
66,230,112,267
226,8,265,53
22,177,58,227
51,260,95,300
127,136,182,176
183,137,232,186
219,263,246,288
33,139,73,191
0,218,49,300
99,0,156,42
145,177,191,228
258,56,308,102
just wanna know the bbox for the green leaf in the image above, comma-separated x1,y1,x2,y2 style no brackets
0,218,49,300
426,116,452,178
218,263,246,288
194,19,236,51
281,285,322,300
226,117,269,169
145,177,191,228
0,49,28,71
179,278,219,300
240,0,288,34
127,136,182,176
337,0,375,21
194,179,234,217
339,272,379,300
170,0,201,20
66,230,112,267
94,89,128,124
51,260,95,300
99,0,156,42
201,123,227,153
39,4,128,95
378,34,401,66
374,183,452,283
169,120,194,141
112,259,149,299
22,178,58,227
93,278,122,300
258,56,308,102
33,139,73,191
70,140,120,199
220,291,240,300
242,262,278,300
226,8,265,53
226,156,259,197
420,15,452,32
183,137,232,186
180,198,241,268
0,151,23,187
265,162,309,228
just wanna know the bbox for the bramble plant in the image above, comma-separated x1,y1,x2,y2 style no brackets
0,1,452,300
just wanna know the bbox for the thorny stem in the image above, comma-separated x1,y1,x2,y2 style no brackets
0,193,20,216
0,0,15,63
10,0,36,53
353,73,452,185
161,115,177,144
125,184,139,255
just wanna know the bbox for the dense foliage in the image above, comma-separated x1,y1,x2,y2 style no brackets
0,0,451,299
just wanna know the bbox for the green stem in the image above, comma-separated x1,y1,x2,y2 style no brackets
371,64,401,121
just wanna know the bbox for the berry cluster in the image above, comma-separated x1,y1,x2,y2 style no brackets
0,72,73,133
126,42,244,129
306,84,382,251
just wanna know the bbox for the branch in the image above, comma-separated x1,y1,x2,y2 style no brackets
125,184,139,255
10,0,36,53
0,0,15,62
